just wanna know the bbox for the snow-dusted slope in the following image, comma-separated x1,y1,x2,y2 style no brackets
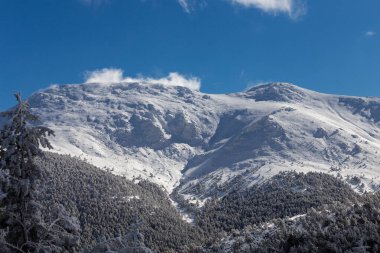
25,82,380,201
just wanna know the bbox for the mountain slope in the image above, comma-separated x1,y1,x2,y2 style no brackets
35,152,209,252
209,192,380,252
25,82,380,202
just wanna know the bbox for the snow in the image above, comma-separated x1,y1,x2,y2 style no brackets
22,82,380,201
288,214,306,221
169,198,195,223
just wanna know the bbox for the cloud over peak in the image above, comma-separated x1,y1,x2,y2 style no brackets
85,68,123,83
84,68,201,90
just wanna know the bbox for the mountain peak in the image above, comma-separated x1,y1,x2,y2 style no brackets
22,80,380,201
246,82,299,92
243,82,306,102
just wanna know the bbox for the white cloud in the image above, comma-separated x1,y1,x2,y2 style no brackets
229,0,306,18
84,68,201,90
230,0,291,12
178,0,305,18
80,0,304,18
85,68,124,83
178,0,191,13
365,31,376,37
138,72,201,90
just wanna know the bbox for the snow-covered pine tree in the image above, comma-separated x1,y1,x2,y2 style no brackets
122,216,154,253
0,93,80,253
88,215,154,253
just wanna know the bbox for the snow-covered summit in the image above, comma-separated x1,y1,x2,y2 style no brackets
242,82,307,102
19,82,380,201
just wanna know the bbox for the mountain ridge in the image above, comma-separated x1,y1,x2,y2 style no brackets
17,81,380,203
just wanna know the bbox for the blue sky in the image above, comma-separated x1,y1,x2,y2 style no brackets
0,0,379,110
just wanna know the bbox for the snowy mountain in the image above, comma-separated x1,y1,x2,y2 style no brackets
24,82,380,203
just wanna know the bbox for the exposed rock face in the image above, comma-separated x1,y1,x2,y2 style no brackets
339,97,380,122
313,128,328,138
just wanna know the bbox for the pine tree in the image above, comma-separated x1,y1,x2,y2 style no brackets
0,93,80,253
122,216,154,253
89,216,155,253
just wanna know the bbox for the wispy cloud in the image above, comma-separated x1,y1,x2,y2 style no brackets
178,0,192,13
246,80,272,90
79,0,304,18
229,0,306,18
177,0,207,13
230,0,292,12
177,0,305,18
79,0,109,7
365,31,376,37
84,68,201,90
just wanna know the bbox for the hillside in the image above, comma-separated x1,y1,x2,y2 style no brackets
34,153,368,252
25,82,380,203
35,152,208,252
208,192,380,252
